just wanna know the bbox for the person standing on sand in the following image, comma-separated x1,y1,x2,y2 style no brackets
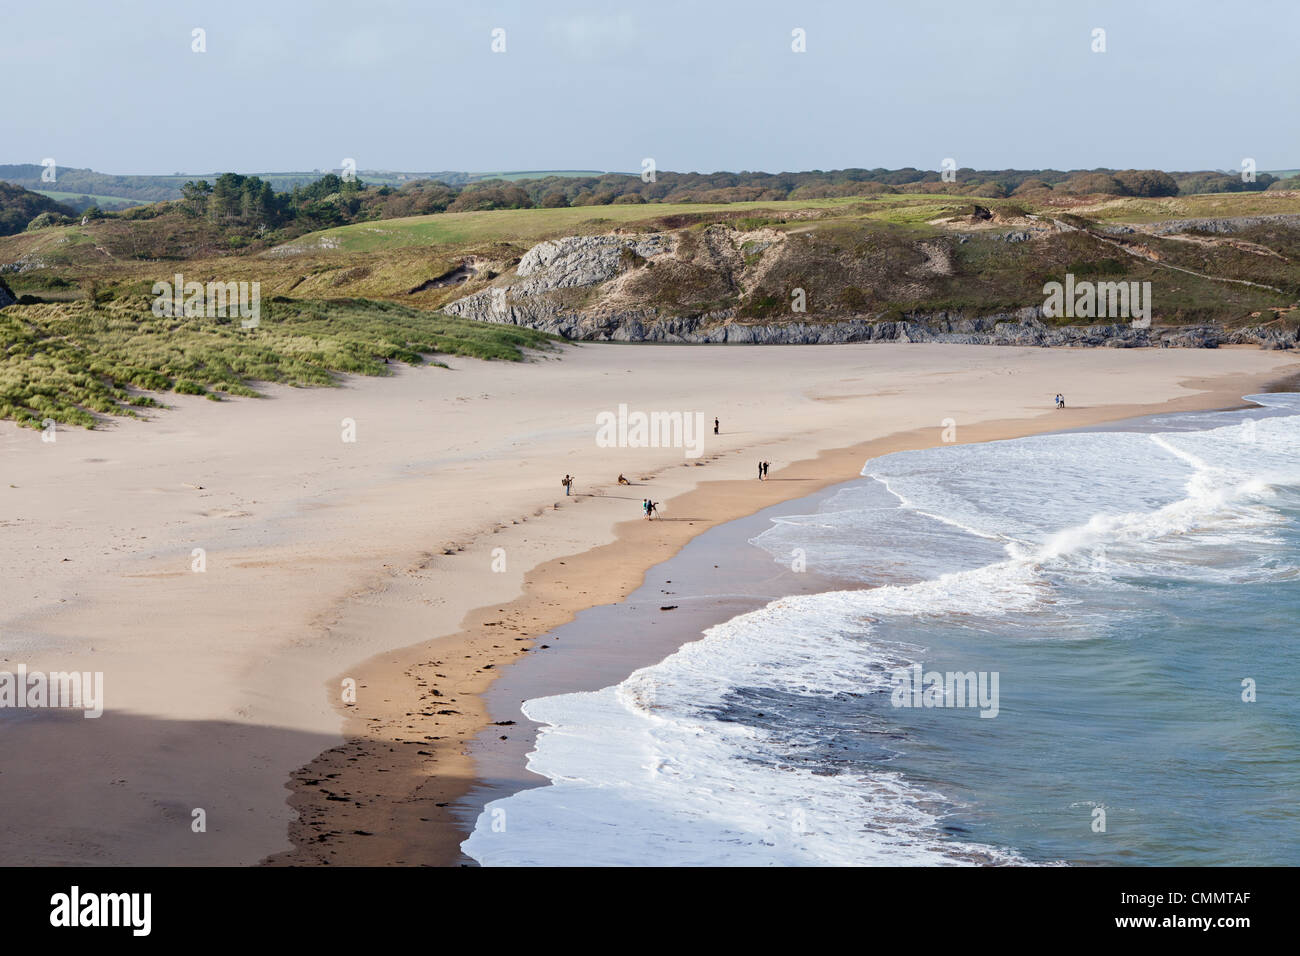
649,501,659,520
762,461,769,479
758,461,764,480
643,499,650,519
714,418,719,435
563,474,573,495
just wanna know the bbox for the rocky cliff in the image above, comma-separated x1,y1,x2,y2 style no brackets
443,232,1296,349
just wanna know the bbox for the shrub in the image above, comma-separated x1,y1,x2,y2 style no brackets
1059,173,1126,195
26,211,70,231
1114,169,1179,198
838,287,870,310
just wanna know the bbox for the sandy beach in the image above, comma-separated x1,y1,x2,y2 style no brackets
0,342,1294,866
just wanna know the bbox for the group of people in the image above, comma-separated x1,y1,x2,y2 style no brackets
757,460,771,480
1054,394,1067,409
562,415,742,518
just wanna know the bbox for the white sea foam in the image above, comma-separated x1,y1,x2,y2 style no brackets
463,398,1300,866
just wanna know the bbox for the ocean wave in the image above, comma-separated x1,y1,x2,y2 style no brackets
463,398,1299,866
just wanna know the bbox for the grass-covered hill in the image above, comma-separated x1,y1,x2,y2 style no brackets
3,180,1299,429
0,182,76,237
5,162,1300,258
6,190,1300,320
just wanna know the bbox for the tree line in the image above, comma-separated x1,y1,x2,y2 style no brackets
7,164,1299,241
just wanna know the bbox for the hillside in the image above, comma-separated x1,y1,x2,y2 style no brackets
433,201,1300,345
5,191,1300,322
6,162,1300,209
0,164,388,203
0,182,76,236
0,165,607,204
3,185,1299,429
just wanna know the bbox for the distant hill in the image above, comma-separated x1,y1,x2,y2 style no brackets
0,165,193,202
472,170,611,181
28,189,145,213
0,182,76,236
0,165,617,204
6,163,1300,213
4,160,1300,260
6,162,1300,216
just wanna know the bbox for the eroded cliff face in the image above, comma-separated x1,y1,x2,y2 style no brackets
442,228,1297,349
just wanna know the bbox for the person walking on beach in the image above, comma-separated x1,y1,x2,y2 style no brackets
563,474,573,495
761,461,769,479
714,417,719,435
642,498,650,519
649,501,659,520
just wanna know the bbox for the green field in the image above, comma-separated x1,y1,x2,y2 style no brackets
1075,191,1300,223
34,189,146,208
477,170,611,181
285,194,971,252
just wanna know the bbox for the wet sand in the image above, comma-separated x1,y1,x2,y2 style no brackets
1,342,1293,865
266,361,1297,866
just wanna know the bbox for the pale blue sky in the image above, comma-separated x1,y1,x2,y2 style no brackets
4,0,1296,175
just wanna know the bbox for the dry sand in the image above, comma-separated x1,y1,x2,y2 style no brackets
0,342,1294,865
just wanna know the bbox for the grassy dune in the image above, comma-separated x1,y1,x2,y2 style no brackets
0,297,556,428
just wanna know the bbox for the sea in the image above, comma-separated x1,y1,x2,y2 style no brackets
462,393,1300,866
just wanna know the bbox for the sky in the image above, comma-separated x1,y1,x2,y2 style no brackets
3,0,1297,176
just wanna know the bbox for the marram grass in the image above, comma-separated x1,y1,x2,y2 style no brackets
0,296,556,428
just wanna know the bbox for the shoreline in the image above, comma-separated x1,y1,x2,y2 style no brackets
3,343,1294,867
268,363,1298,867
